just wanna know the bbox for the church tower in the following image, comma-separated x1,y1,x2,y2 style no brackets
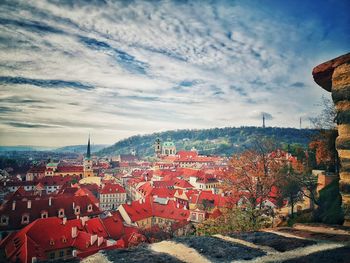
83,135,94,178
155,138,161,157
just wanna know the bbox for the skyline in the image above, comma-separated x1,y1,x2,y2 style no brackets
0,0,349,147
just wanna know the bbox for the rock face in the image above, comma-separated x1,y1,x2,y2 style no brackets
82,225,350,263
312,52,350,226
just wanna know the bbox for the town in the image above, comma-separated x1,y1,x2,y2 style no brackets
0,133,338,262
1,0,349,262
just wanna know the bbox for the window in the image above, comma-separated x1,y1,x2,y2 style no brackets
75,206,80,215
58,209,65,218
21,214,29,224
59,250,64,258
1,216,9,225
41,211,48,219
66,249,72,256
87,204,92,212
191,213,197,221
50,252,55,260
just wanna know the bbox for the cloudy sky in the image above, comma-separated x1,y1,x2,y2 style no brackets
0,0,349,147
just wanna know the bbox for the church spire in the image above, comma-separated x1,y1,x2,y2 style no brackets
87,135,91,159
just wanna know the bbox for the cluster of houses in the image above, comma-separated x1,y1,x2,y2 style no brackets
0,139,336,262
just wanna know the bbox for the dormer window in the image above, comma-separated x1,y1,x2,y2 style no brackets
58,208,65,218
62,236,67,243
21,214,30,224
50,238,55,246
0,215,9,225
74,206,80,215
41,211,48,219
87,204,93,212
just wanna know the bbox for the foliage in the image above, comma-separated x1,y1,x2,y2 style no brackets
196,206,270,235
287,211,314,227
97,127,318,157
226,138,284,209
276,166,304,218
309,129,339,173
314,178,344,225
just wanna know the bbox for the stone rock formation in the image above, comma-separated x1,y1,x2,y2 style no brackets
312,52,350,226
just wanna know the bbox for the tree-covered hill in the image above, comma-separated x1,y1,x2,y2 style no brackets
97,127,319,157
54,144,109,154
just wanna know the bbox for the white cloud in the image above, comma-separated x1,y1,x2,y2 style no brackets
0,0,347,146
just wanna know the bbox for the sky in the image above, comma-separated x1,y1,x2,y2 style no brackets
0,0,349,147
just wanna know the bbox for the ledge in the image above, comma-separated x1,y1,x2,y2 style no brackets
312,53,350,92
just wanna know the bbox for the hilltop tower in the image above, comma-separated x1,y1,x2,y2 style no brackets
83,135,94,178
262,114,266,128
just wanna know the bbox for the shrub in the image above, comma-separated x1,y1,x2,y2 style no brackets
314,178,344,225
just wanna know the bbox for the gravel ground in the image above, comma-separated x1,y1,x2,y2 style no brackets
229,231,316,252
173,236,266,262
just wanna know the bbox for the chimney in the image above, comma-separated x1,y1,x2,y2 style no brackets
71,226,77,238
139,199,142,204
81,216,88,226
97,236,103,247
90,234,97,245
27,200,32,209
62,217,67,225
48,197,52,206
12,201,16,211
72,202,75,209
184,206,187,210
176,203,179,208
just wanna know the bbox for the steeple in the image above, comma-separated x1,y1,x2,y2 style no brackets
87,135,91,159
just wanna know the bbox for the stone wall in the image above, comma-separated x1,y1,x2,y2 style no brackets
312,53,350,225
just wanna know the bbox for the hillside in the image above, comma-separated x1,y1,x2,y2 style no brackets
54,144,109,154
97,127,318,157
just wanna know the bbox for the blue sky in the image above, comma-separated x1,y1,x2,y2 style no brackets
0,0,349,146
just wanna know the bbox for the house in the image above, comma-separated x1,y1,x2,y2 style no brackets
117,198,190,229
0,191,101,236
189,171,219,190
0,217,119,263
99,184,127,211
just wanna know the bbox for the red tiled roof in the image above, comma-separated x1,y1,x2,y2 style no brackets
0,194,101,231
101,212,125,240
100,183,126,195
121,198,190,223
0,217,112,263
56,165,84,173
177,150,198,159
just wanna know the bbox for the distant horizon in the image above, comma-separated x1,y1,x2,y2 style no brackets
0,124,317,147
1,1,348,146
